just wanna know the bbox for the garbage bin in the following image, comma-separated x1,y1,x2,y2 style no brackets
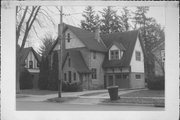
107,86,119,100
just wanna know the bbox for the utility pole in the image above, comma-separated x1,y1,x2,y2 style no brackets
58,6,64,98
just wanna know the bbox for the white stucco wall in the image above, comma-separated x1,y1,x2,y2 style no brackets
89,51,105,88
25,51,39,70
65,29,85,49
130,37,144,73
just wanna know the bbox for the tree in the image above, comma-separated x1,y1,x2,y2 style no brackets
100,6,124,34
120,7,131,31
38,56,49,90
39,34,55,56
81,6,100,32
16,6,55,92
16,6,41,93
132,6,165,77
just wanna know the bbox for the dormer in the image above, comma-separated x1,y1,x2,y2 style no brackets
108,42,126,60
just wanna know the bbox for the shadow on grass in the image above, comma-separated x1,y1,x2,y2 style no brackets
46,97,78,103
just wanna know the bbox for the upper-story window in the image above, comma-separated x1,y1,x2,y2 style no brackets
135,51,141,61
93,51,96,59
67,33,70,42
110,50,119,60
29,60,33,68
161,50,165,63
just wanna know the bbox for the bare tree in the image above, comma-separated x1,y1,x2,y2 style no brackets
16,6,56,93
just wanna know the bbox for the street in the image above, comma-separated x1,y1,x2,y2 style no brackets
16,101,164,111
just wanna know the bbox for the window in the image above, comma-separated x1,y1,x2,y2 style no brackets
123,74,128,79
29,61,33,68
68,71,71,83
67,33,70,42
135,74,141,79
91,68,97,79
93,51,96,59
74,72,76,81
161,50,165,63
64,73,67,81
110,50,119,60
135,51,141,61
68,58,71,67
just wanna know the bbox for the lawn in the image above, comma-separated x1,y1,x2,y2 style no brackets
102,90,165,107
121,90,164,98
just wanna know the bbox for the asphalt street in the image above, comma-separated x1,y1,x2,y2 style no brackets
16,101,164,111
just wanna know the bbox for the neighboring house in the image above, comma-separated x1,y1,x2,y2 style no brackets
151,41,165,77
19,47,41,89
48,24,145,90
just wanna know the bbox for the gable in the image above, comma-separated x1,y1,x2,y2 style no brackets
130,36,144,72
65,29,85,49
102,30,139,68
110,44,119,51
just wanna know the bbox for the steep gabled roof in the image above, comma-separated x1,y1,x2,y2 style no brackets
48,24,107,54
62,49,91,73
101,30,140,68
65,24,107,52
19,47,41,65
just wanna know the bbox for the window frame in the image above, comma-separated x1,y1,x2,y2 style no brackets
110,50,119,60
29,60,33,69
91,68,97,79
135,51,141,61
135,74,141,79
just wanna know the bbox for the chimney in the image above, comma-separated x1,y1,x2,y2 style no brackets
95,25,100,43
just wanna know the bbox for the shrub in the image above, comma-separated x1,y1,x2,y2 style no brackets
62,82,83,92
20,68,33,89
38,56,49,90
147,76,164,90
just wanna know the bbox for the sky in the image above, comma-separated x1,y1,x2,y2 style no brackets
24,6,165,52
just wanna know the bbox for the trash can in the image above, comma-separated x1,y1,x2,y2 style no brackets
107,86,119,100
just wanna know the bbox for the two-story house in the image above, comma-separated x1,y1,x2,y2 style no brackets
48,23,145,90
19,47,41,89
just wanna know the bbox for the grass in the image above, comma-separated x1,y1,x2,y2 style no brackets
46,97,78,103
121,90,164,98
102,97,164,106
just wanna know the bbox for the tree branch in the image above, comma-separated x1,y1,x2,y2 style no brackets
16,6,28,42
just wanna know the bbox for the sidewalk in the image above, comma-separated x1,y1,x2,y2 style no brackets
16,89,143,102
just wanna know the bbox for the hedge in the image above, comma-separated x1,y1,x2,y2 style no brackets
62,82,83,92
147,76,164,90
20,68,33,89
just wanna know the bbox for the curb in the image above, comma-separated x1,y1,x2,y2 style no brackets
98,102,155,107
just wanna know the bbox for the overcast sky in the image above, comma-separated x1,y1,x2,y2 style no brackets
26,6,165,51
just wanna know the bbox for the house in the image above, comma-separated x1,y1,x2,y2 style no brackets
48,23,145,90
151,41,165,77
19,47,41,89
